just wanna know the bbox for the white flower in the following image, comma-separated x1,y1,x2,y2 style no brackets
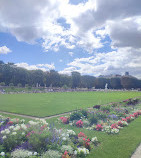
28,152,32,156
20,119,25,123
111,128,119,134
91,137,98,142
33,152,38,155
12,132,17,135
2,136,7,140
9,126,14,129
0,152,5,156
21,124,27,130
67,130,76,136
77,148,89,155
13,125,20,131
22,132,25,135
62,137,67,141
74,150,77,155
1,130,5,134
5,129,10,134
29,121,38,125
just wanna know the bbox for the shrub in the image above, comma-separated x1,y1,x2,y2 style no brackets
0,82,5,86
100,105,111,112
61,145,73,155
70,111,83,121
88,114,98,125
80,109,88,118
41,150,61,158
11,149,36,158
93,105,101,109
82,120,90,127
17,83,22,87
96,112,107,121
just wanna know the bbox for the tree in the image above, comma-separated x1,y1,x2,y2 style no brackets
81,75,96,89
17,83,22,87
94,78,107,89
121,76,138,89
71,71,81,88
110,78,122,89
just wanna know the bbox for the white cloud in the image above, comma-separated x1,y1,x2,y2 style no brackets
61,47,141,78
0,46,11,54
1,0,141,52
16,62,55,71
59,59,63,62
0,0,141,76
107,17,141,49
68,52,74,56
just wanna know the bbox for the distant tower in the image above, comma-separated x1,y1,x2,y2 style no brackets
125,72,129,76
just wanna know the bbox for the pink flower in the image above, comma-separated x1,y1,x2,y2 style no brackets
133,112,138,117
7,121,13,125
126,116,131,122
78,132,87,138
76,120,83,127
122,118,127,122
118,121,123,127
60,117,69,124
96,124,103,131
111,123,118,129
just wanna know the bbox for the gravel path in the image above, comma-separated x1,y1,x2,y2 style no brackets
131,144,141,158
0,110,73,120
0,108,93,120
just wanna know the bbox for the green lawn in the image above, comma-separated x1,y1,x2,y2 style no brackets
0,91,141,117
47,116,141,158
0,111,141,158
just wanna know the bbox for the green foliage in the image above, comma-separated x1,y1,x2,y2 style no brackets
80,109,88,118
70,111,83,121
0,82,5,86
41,150,61,158
17,83,22,87
88,113,98,125
62,84,68,89
96,112,107,121
9,83,14,87
100,105,111,112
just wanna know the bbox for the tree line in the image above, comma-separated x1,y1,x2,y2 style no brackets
0,61,141,89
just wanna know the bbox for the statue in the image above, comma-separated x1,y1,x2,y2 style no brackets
105,83,108,91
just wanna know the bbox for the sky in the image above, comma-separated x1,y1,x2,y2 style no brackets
0,0,141,78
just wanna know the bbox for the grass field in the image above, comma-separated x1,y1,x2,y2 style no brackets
0,112,141,158
0,91,141,117
47,116,141,158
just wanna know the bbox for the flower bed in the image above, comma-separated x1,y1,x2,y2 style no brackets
58,99,141,135
0,115,99,158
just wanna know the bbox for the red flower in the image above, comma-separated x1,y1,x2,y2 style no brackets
122,118,127,122
60,117,69,124
78,132,87,138
118,121,123,127
62,151,71,158
96,124,103,131
76,120,83,128
126,116,131,122
7,121,13,125
133,112,138,118
111,123,118,129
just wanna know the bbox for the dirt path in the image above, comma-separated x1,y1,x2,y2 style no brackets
131,144,141,158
